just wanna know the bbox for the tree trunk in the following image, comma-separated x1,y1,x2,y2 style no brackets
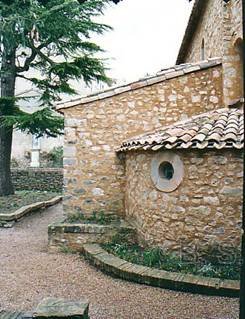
0,49,16,196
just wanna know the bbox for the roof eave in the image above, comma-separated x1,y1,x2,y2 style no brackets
117,108,244,153
56,57,222,112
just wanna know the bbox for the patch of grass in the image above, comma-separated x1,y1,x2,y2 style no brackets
0,191,60,215
59,245,77,254
65,210,120,225
102,232,241,280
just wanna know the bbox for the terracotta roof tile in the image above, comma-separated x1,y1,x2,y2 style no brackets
117,108,244,152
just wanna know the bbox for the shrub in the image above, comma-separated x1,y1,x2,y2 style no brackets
42,146,63,168
102,235,241,280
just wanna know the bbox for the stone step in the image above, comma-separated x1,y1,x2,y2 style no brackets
0,311,32,319
0,298,89,319
33,298,89,319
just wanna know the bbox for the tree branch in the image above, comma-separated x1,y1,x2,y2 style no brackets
16,73,34,83
15,48,37,73
34,46,55,66
15,41,52,73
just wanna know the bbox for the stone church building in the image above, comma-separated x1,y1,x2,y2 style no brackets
57,0,243,255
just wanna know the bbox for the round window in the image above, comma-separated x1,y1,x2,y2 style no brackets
159,162,174,180
151,152,184,192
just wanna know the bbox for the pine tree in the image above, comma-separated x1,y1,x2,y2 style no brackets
0,0,114,196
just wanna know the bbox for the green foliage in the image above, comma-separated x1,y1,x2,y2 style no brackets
59,245,77,254
0,0,112,135
102,235,241,280
1,107,64,137
42,146,63,167
66,210,120,224
0,97,15,114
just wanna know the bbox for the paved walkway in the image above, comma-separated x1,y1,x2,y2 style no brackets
0,204,239,319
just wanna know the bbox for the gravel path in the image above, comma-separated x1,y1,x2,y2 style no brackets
0,204,239,319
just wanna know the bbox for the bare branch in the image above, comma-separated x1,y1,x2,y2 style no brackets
16,74,33,82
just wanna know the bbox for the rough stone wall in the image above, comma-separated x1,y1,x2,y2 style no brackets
125,150,243,256
11,168,63,192
183,0,243,105
222,0,243,105
48,223,136,253
62,66,223,216
230,0,243,41
48,224,123,253
184,0,223,63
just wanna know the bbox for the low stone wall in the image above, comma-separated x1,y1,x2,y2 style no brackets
11,168,63,192
83,244,239,297
48,222,136,253
0,196,62,228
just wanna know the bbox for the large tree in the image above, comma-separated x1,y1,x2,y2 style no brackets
0,0,117,196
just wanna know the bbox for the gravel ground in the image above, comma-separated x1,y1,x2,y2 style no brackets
0,204,239,319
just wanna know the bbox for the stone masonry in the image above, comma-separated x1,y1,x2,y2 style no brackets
59,63,223,216
56,0,243,256
222,0,243,105
179,0,242,64
178,0,243,106
182,0,224,63
124,150,243,255
11,168,63,192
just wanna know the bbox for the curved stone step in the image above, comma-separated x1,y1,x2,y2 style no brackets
83,243,240,297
